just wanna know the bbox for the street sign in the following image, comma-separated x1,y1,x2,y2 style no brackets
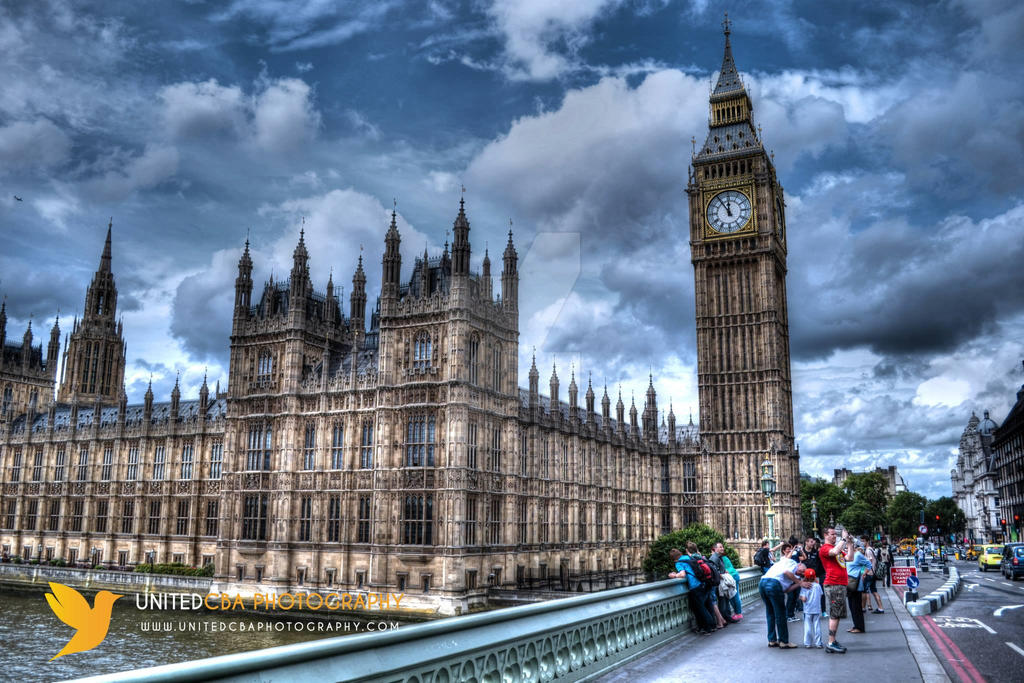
906,573,920,591
891,566,918,586
918,524,928,535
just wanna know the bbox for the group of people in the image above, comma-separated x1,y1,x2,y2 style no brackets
754,528,890,652
667,542,745,634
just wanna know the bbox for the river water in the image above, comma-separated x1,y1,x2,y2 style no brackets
0,587,398,681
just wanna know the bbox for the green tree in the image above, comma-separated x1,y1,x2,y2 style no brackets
843,472,889,511
925,497,967,539
838,502,886,536
799,477,851,536
886,491,928,538
642,523,741,577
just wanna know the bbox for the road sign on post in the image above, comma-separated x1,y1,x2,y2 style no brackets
918,524,928,535
891,566,919,586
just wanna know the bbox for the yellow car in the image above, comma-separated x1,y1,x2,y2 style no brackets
978,544,1003,571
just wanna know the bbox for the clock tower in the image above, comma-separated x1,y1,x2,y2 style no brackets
687,17,800,556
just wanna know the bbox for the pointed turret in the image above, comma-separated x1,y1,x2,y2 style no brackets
549,362,559,414
452,196,471,276
290,228,311,299
419,244,430,296
501,228,518,313
199,371,210,414
351,255,367,335
629,394,639,434
568,367,578,418
668,402,677,445
481,248,492,300
601,383,611,422
528,351,539,410
643,374,658,441
616,388,625,434
47,315,61,378
100,219,113,273
382,209,402,303
235,238,254,313
0,297,6,350
143,377,154,421
170,373,181,420
118,383,128,423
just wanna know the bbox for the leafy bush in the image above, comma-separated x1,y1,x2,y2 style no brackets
49,557,66,567
643,523,742,578
10,555,22,564
134,562,214,577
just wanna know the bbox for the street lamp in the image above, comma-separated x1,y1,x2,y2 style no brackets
760,456,777,547
811,498,819,537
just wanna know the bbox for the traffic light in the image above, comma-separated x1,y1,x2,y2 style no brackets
935,515,940,522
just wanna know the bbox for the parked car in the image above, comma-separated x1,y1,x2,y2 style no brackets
978,544,1004,571
1001,543,1024,580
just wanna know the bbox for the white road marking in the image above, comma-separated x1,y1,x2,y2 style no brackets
1004,582,1014,587
933,616,997,633
986,578,996,582
994,605,1024,617
1008,642,1024,658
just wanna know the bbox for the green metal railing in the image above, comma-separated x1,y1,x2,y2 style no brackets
69,567,762,683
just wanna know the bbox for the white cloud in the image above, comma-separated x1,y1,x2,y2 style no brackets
159,79,247,139
81,144,179,200
0,118,71,171
253,78,321,152
486,0,625,80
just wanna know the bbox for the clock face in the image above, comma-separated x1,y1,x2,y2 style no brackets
706,190,751,234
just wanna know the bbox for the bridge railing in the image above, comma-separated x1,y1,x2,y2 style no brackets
72,567,762,683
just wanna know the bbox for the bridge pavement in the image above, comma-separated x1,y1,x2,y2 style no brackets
595,569,952,683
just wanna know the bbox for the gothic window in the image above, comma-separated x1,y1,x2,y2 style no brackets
25,500,38,531
176,500,190,535
560,502,568,542
209,442,223,479
70,500,84,532
153,445,166,480
246,423,272,471
257,351,274,381
465,495,478,545
491,347,501,391
76,446,89,481
32,449,43,482
242,494,268,540
683,461,697,493
303,423,316,470
578,504,586,542
330,423,344,469
360,421,373,469
487,497,502,545
520,432,528,476
413,331,432,371
94,501,108,533
405,414,435,467
48,500,61,531
10,450,22,482
356,496,371,543
3,500,15,529
148,501,161,535
467,422,478,469
121,500,134,534
126,445,139,481
101,445,113,481
468,335,479,384
518,498,528,544
401,494,433,545
298,496,312,541
488,425,501,472
1,385,11,416
327,496,342,542
180,443,193,480
205,500,219,536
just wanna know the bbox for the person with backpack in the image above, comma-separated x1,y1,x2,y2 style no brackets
711,541,743,621
689,542,728,629
754,540,773,574
669,547,716,634
758,542,804,648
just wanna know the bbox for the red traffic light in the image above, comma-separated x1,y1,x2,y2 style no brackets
1002,519,1008,525
1016,515,1021,522
935,515,940,521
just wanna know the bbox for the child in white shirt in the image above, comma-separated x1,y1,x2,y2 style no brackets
799,568,824,648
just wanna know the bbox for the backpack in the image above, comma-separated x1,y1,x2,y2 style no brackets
754,547,772,569
688,556,717,587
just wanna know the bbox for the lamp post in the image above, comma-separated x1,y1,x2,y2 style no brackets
811,498,819,537
760,456,777,547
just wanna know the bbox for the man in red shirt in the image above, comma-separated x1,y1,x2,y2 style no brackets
819,527,854,653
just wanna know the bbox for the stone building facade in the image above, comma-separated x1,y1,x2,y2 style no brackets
834,466,909,498
994,369,1024,542
1,27,797,613
951,412,1001,543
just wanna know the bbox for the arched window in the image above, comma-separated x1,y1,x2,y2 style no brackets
414,332,432,371
468,335,479,384
1,386,11,416
257,352,274,382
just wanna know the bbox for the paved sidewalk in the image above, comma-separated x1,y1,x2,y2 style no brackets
596,572,953,683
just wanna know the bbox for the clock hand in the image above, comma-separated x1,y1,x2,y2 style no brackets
726,200,733,217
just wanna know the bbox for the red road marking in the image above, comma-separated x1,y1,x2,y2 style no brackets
920,616,986,683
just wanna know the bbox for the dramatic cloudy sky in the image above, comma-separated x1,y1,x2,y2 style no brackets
2,0,1022,499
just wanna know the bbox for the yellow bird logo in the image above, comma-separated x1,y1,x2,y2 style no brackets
44,582,123,661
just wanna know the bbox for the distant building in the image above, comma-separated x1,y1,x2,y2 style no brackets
951,411,1001,543
993,365,1024,542
832,466,908,497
